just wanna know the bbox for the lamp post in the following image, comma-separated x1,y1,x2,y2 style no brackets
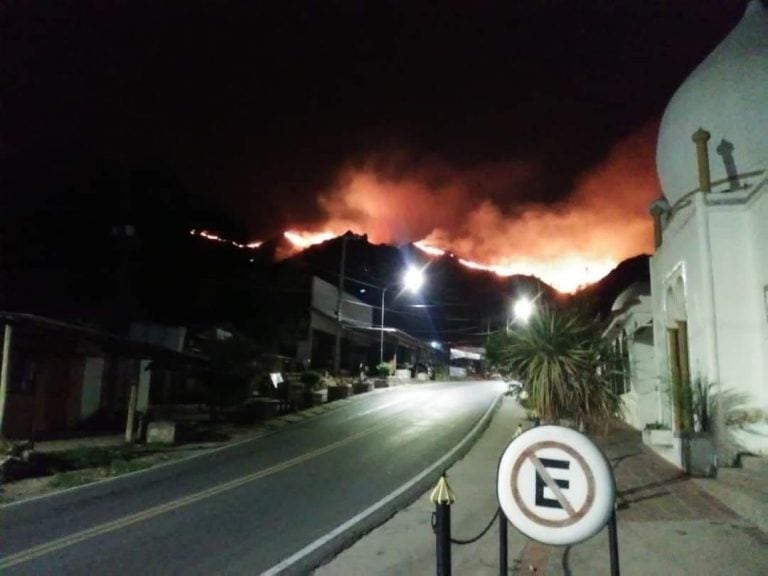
380,266,425,364
333,232,365,375
380,285,389,364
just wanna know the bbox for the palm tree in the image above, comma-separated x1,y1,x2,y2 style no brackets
493,305,622,433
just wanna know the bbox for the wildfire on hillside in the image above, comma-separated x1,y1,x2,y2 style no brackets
190,229,262,250
192,122,658,293
283,230,337,249
192,227,616,293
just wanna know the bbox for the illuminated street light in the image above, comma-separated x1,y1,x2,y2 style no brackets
402,265,425,293
513,297,534,323
381,266,426,363
506,296,535,334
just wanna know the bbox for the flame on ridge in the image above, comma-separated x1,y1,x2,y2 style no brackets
283,230,337,249
411,242,614,292
190,227,615,293
190,229,262,250
413,241,446,257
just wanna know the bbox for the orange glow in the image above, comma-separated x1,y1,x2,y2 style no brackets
195,123,660,293
283,230,337,249
457,257,615,294
414,241,446,257
296,121,659,293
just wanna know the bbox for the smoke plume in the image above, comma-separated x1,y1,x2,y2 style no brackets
294,122,660,292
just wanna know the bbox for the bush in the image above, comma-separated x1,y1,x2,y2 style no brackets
433,365,449,380
376,363,390,377
300,370,322,391
57,446,135,469
644,422,669,430
518,395,535,411
496,305,623,434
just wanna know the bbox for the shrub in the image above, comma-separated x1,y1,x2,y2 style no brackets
496,305,623,434
300,370,322,391
644,422,669,430
376,363,390,377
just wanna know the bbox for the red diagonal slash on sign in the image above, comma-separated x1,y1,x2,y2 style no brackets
529,454,577,516
510,441,596,528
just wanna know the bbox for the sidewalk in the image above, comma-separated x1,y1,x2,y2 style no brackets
315,397,768,575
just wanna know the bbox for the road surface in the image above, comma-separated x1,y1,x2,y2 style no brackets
1,380,503,575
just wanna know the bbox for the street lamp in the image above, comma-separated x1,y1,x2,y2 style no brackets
507,296,535,333
513,297,534,323
380,266,425,364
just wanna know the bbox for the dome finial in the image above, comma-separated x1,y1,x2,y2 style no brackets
655,0,767,204
692,128,712,192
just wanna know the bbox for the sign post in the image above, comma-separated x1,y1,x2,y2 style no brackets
430,474,455,576
497,425,618,571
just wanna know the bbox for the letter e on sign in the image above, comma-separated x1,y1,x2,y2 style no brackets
497,425,615,546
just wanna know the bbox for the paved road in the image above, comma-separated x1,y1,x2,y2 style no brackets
1,380,504,575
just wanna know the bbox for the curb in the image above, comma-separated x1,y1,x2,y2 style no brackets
263,390,505,575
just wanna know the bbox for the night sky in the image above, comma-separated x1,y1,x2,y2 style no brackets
0,0,748,290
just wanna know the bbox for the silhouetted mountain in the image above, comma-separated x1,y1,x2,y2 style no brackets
2,208,650,346
571,255,651,320
272,232,561,346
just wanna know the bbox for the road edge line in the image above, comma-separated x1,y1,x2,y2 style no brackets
262,387,505,576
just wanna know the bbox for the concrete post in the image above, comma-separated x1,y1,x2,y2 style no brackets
0,323,13,434
125,383,138,444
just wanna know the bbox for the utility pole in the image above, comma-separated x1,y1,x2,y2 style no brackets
333,235,349,375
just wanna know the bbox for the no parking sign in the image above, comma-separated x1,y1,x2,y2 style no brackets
497,425,615,546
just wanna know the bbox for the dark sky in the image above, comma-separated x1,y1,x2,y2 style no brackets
0,0,747,287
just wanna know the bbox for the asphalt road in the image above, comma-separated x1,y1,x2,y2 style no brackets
1,380,504,575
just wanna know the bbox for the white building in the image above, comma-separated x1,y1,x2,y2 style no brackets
602,283,657,431
649,0,768,466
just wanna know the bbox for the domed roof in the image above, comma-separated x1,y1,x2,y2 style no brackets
657,1,768,206
611,281,650,313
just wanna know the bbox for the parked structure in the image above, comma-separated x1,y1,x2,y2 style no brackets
0,313,202,440
293,276,436,374
449,346,486,378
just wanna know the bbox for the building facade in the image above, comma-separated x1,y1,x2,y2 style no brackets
648,0,768,466
603,283,658,433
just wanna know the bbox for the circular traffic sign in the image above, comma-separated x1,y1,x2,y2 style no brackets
497,425,615,546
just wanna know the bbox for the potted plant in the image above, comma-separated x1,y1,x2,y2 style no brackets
327,376,352,401
352,381,372,394
682,379,717,477
300,370,322,407
374,363,390,388
643,422,674,446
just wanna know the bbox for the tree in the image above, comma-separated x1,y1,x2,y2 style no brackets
492,305,622,434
